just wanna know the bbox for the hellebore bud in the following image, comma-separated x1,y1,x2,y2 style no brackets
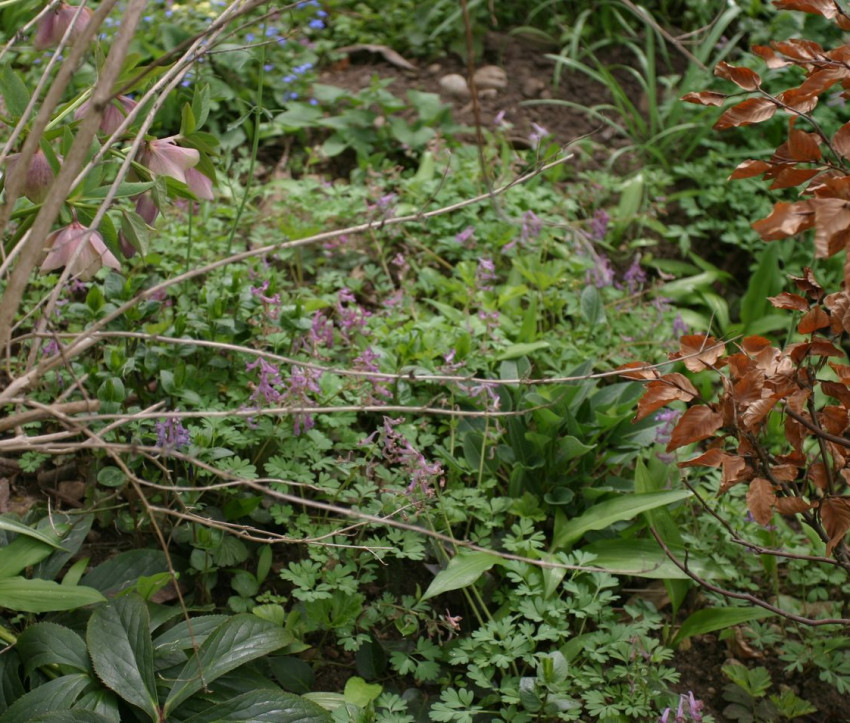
5,149,56,204
75,95,138,135
34,3,94,51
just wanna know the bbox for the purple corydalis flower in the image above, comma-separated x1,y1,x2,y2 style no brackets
476,257,497,291
34,3,93,50
155,416,191,450
362,416,444,495
624,255,646,293
590,208,609,240
672,313,688,338
455,226,475,248
586,253,615,288
528,121,550,147
246,358,283,405
354,346,392,402
40,221,120,280
5,149,55,204
251,280,281,318
141,137,200,184
283,365,322,435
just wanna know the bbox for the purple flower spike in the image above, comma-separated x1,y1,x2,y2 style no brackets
155,416,191,450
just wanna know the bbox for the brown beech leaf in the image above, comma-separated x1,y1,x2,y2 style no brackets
790,267,823,299
824,291,850,334
773,38,824,60
616,361,658,381
834,120,850,161
734,371,765,408
810,340,845,357
746,477,776,525
776,87,819,113
822,380,850,408
768,292,809,311
769,167,820,190
719,455,752,494
821,497,850,555
809,462,829,490
678,448,731,469
812,198,850,258
797,307,830,334
729,159,773,180
821,405,849,435
773,0,838,19
742,396,779,431
741,336,774,355
666,405,724,453
714,61,762,90
785,415,806,452
681,91,728,106
752,44,792,69
798,66,848,97
771,464,799,482
634,373,698,421
830,361,850,384
774,496,812,515
787,128,822,162
714,97,778,130
752,201,815,241
672,334,724,372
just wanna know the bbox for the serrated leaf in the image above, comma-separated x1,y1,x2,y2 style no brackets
81,549,168,595
87,595,158,720
0,578,105,612
182,690,331,723
421,550,501,601
0,673,91,722
17,623,90,677
163,615,292,716
551,490,692,550
673,607,775,647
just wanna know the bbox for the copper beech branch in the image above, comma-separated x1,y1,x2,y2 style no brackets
650,527,850,628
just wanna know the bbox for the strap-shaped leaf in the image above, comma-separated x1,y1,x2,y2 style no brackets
0,577,105,613
0,516,64,549
17,623,90,677
182,690,331,723
0,673,90,722
87,595,158,721
422,551,501,601
163,615,292,716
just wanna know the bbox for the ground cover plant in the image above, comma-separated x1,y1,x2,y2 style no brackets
2,0,850,721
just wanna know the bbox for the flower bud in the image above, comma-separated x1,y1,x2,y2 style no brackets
75,95,138,135
5,149,55,204
34,3,94,51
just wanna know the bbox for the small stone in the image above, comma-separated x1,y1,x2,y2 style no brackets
427,63,442,75
522,77,545,98
439,73,470,99
473,65,507,90
478,88,498,100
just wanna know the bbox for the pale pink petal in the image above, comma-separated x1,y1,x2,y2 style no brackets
185,167,214,200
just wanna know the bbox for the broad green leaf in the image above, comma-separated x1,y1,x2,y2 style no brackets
495,341,550,360
34,514,94,581
0,578,105,612
343,676,382,707
153,615,230,660
0,673,90,722
580,285,606,326
673,606,776,647
17,623,90,677
81,549,168,595
0,536,57,579
0,67,30,118
31,710,114,722
0,516,64,549
0,650,24,711
85,181,154,199
421,551,501,601
183,690,331,723
73,689,121,723
87,595,158,720
163,615,292,716
551,490,692,551
580,539,723,579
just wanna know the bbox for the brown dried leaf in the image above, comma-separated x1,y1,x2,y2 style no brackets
672,334,724,372
742,396,779,430
768,292,809,311
714,97,778,130
821,497,850,555
616,361,659,381
822,380,850,408
785,415,806,452
719,455,752,494
797,307,830,333
830,361,850,383
634,373,699,421
729,159,773,180
787,128,822,162
812,197,850,258
774,496,812,515
834,121,850,161
769,167,821,190
741,336,774,355
790,267,823,298
714,61,762,90
821,405,849,434
824,290,850,334
772,38,824,61
678,448,731,469
752,201,815,241
776,87,819,113
771,464,800,482
666,405,724,453
752,44,792,69
773,0,838,18
810,339,844,357
681,91,729,106
746,477,776,525
809,462,829,490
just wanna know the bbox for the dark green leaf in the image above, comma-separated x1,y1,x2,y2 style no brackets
164,615,292,715
0,536,57,579
673,607,776,647
182,690,331,722
0,67,30,118
0,650,24,713
34,515,93,581
0,516,64,548
580,285,606,326
87,595,158,720
81,549,168,595
0,673,90,722
18,623,90,677
0,578,105,612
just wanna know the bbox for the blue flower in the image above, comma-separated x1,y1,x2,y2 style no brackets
309,19,325,29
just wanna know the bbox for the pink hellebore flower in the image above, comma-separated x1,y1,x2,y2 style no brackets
34,3,94,51
185,167,214,200
142,137,199,184
75,95,138,135
40,222,121,280
5,149,55,203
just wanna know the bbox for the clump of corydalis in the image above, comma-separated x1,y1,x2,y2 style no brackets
40,221,120,280
361,416,444,496
155,417,191,450
244,358,322,435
